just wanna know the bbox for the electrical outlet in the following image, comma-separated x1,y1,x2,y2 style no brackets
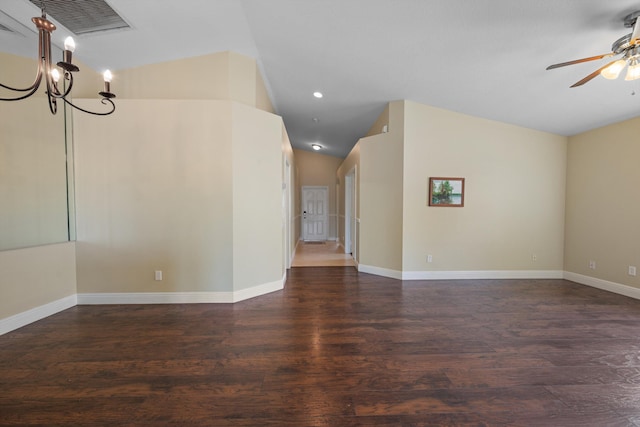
154,270,163,281
427,255,433,263
532,254,537,262
588,260,596,270
629,266,637,277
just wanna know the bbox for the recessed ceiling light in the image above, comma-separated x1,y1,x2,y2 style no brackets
311,143,322,151
313,91,323,98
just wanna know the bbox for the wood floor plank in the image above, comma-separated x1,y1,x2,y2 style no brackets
2,267,640,425
445,366,640,388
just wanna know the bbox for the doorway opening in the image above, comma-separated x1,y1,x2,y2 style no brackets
293,185,354,267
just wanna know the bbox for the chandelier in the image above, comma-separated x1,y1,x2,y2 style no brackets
0,3,116,115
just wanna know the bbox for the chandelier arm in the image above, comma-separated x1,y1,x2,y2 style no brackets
60,71,74,98
0,22,47,94
46,91,58,114
0,54,44,99
0,77,42,100
43,27,58,96
48,71,74,100
44,70,59,115
61,97,116,116
0,73,42,93
41,27,61,116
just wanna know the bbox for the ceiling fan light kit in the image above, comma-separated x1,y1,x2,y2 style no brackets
601,59,626,79
547,10,640,87
625,56,640,81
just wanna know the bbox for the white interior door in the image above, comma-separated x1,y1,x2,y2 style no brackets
302,186,328,241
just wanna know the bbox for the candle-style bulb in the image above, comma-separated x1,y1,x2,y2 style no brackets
51,68,60,83
58,36,79,72
64,36,75,52
100,69,115,97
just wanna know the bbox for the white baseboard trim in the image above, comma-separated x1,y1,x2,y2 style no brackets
564,271,640,300
78,275,286,305
358,265,563,281
233,275,285,302
358,264,403,280
0,294,77,336
402,270,564,280
78,291,234,304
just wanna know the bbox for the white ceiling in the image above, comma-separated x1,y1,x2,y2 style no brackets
2,0,640,158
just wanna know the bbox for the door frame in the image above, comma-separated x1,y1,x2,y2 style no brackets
344,166,357,259
283,158,292,269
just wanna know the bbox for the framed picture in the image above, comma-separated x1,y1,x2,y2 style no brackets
429,177,465,207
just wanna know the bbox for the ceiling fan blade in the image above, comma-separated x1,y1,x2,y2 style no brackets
570,59,622,88
546,53,613,70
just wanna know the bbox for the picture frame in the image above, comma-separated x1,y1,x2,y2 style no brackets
429,177,465,207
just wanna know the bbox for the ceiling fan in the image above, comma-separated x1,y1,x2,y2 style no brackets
547,11,640,87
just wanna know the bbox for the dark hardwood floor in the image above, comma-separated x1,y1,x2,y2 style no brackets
3,267,640,426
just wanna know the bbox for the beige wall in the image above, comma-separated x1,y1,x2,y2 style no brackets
232,103,285,290
74,51,274,113
72,51,287,295
565,117,640,287
74,100,234,293
358,101,405,271
0,242,76,320
256,64,275,114
293,149,343,240
336,102,402,269
342,99,567,276
365,103,390,137
402,101,567,272
74,99,287,294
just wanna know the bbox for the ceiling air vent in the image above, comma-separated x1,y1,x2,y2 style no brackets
28,0,129,35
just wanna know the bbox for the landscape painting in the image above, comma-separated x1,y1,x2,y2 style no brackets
429,177,465,207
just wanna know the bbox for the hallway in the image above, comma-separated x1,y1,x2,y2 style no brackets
291,241,356,267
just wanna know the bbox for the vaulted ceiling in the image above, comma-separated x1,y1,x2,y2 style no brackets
2,0,640,157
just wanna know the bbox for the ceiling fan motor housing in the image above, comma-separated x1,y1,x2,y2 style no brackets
623,11,640,28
